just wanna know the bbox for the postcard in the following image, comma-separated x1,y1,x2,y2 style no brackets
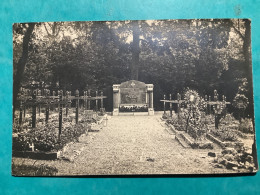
12,19,257,176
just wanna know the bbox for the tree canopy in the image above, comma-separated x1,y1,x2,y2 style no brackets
13,19,253,114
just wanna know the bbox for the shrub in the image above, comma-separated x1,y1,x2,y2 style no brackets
166,119,174,125
219,113,237,126
13,122,88,152
203,114,215,126
238,118,254,134
188,124,208,141
212,127,238,142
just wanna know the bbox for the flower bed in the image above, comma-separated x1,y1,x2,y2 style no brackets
119,105,148,112
13,122,88,153
187,125,208,141
211,127,238,142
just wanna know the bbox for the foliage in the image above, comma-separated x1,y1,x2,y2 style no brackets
233,78,249,110
219,113,237,125
12,122,87,152
203,114,215,125
188,125,208,141
212,127,238,142
233,94,249,110
119,105,148,112
181,89,208,140
166,117,177,125
238,118,254,134
13,19,253,112
162,112,170,119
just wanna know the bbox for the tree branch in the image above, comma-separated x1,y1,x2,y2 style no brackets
232,25,245,40
43,23,51,37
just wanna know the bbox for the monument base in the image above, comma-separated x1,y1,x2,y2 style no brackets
112,108,119,116
118,112,149,116
148,108,154,115
113,108,154,116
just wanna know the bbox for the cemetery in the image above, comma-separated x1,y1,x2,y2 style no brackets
12,82,256,174
13,88,107,160
12,19,257,175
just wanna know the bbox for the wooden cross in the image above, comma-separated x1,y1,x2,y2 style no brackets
66,90,107,123
160,93,184,117
17,88,107,137
160,90,231,129
205,90,231,129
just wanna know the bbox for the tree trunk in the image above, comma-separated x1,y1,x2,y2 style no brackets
131,21,140,80
243,19,254,117
13,23,35,118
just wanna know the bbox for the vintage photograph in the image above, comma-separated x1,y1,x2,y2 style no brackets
12,19,257,176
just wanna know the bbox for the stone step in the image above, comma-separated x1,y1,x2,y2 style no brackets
175,134,191,148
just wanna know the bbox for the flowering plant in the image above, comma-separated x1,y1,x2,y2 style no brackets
181,89,208,140
119,105,148,112
13,122,87,152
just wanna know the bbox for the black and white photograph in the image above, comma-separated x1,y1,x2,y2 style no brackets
12,19,258,176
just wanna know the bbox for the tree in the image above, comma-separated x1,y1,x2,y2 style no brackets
131,20,141,80
13,23,35,116
13,19,252,111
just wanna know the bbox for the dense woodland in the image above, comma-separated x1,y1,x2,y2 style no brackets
13,19,253,115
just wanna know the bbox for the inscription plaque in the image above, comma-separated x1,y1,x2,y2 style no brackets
120,80,147,105
120,88,146,104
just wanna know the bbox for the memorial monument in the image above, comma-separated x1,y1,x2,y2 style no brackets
112,80,154,115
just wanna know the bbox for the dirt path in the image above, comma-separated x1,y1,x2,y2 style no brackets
13,115,234,175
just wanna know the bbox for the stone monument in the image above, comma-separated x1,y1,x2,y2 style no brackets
112,80,154,115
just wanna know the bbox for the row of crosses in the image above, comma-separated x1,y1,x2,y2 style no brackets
17,88,107,139
160,90,230,129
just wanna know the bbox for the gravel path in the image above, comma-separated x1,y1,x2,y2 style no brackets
57,115,229,175
13,115,236,175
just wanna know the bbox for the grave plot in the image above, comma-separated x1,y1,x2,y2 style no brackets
161,89,256,172
12,88,107,160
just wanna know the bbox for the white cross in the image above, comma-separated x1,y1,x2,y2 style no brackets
131,82,135,87
29,143,35,151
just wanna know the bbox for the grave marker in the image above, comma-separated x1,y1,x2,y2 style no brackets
161,90,230,129
160,93,184,118
86,110,94,121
